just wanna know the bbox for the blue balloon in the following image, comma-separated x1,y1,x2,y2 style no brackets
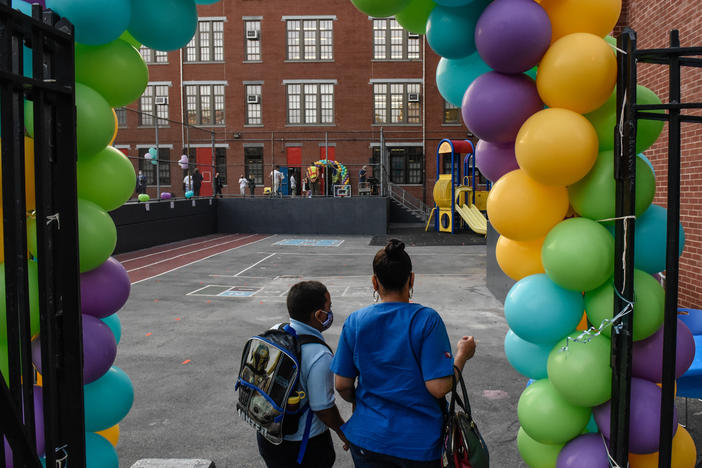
185,190,194,199
45,0,131,46
128,0,198,52
11,0,32,15
84,366,134,432
436,54,492,107
504,274,584,344
585,414,599,433
85,433,118,468
637,152,655,176
426,1,490,59
101,313,121,344
504,330,553,379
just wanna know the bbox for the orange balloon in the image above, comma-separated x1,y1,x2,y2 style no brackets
629,425,696,468
540,0,622,43
487,169,569,241
576,312,588,331
496,235,545,281
96,425,120,447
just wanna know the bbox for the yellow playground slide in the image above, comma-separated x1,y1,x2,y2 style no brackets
455,186,487,235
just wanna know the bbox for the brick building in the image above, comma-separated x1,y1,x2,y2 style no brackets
113,0,471,202
616,0,702,308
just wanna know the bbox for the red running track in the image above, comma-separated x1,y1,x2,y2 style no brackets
114,233,272,284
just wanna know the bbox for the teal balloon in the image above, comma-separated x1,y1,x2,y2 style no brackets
84,366,134,432
631,204,685,274
76,83,115,160
76,40,149,108
45,0,131,45
128,0,198,52
542,218,614,292
585,414,599,433
148,147,158,157
525,66,537,80
517,427,564,468
85,433,118,468
547,333,612,407
505,274,584,344
637,153,654,175
585,269,665,341
504,330,552,380
568,150,656,223
395,0,437,35
518,379,591,445
185,190,194,199
426,1,489,59
101,314,122,345
350,0,411,17
194,0,221,3
78,146,136,212
12,0,32,15
78,198,117,273
436,54,492,107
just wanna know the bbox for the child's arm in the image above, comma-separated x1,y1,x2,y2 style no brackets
314,405,349,450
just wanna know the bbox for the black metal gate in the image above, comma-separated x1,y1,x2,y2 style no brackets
0,2,85,467
612,28,702,468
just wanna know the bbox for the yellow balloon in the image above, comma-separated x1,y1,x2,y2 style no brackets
516,108,599,186
629,425,696,468
537,33,617,114
96,425,120,447
540,0,622,43
109,108,119,146
486,169,569,241
496,235,545,281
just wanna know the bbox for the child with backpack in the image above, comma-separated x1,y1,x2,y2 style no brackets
236,281,348,467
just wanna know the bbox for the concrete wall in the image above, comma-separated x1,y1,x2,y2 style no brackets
110,199,218,254
486,222,515,304
217,197,388,235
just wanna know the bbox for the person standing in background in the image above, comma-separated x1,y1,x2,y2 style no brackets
290,173,297,198
214,172,224,198
247,174,256,197
239,174,248,197
193,168,204,197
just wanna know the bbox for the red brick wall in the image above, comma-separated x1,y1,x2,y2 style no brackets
617,0,702,307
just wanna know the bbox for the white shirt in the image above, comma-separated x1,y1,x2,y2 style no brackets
239,177,248,190
183,175,193,191
290,175,296,188
271,170,283,186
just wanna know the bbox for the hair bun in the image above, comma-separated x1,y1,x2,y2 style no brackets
384,239,405,258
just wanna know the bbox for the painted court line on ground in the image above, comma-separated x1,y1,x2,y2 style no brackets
118,234,244,264
210,253,277,278
115,234,226,262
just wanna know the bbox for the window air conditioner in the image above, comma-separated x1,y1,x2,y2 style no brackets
247,95,261,104
246,30,260,40
154,96,168,105
408,93,420,102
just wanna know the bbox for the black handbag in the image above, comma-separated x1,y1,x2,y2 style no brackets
440,367,489,468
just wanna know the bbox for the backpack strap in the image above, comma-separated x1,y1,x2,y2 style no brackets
297,334,333,354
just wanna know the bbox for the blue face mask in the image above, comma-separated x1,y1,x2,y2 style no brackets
319,309,333,331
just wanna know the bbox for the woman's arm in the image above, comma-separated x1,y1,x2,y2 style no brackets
335,375,356,403
424,335,476,398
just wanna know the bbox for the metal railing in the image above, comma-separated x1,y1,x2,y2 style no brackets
388,183,430,221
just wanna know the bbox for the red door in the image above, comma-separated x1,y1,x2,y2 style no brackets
196,147,213,196
320,146,335,161
287,147,302,167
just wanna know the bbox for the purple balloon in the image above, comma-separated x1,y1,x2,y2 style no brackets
556,433,609,468
80,256,130,318
461,71,543,144
633,319,695,382
160,192,172,200
475,0,551,74
475,140,519,182
593,377,678,454
4,385,45,467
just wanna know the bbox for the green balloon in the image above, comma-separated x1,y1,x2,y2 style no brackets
78,146,136,211
138,193,150,202
0,261,40,343
76,83,115,160
518,379,591,445
395,0,436,34
585,269,665,341
542,217,614,292
351,0,412,18
119,30,141,49
76,39,149,108
24,99,34,137
568,150,656,222
517,427,564,468
27,215,37,258
547,333,612,407
584,85,664,152
78,198,117,273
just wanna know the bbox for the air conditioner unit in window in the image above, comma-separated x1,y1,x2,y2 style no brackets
154,96,168,105
246,30,260,40
408,33,420,39
247,95,261,104
408,93,420,102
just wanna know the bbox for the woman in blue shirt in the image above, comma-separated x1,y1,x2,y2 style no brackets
331,239,476,467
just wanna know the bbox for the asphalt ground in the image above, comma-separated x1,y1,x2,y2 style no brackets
113,234,702,468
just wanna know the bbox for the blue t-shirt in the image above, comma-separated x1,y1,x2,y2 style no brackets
330,302,454,461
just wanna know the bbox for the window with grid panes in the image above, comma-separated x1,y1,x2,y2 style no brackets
115,107,127,127
373,83,421,124
185,84,225,125
286,83,334,125
286,19,333,61
139,84,169,126
373,18,420,61
215,147,227,184
139,46,168,64
245,84,262,125
138,147,171,185
244,147,264,185
373,146,423,184
185,19,224,62
244,20,261,61
443,100,461,124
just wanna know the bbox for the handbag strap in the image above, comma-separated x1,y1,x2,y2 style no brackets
450,365,473,420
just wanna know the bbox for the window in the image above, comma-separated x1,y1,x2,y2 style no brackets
373,82,421,125
443,100,461,124
215,147,227,184
115,107,127,128
244,20,261,61
286,83,334,125
286,19,333,61
244,147,264,185
373,146,423,184
139,46,168,64
138,147,171,185
373,19,420,61
139,84,169,126
245,84,262,125
185,84,226,126
185,19,224,62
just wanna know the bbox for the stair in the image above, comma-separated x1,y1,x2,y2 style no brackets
389,198,426,224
